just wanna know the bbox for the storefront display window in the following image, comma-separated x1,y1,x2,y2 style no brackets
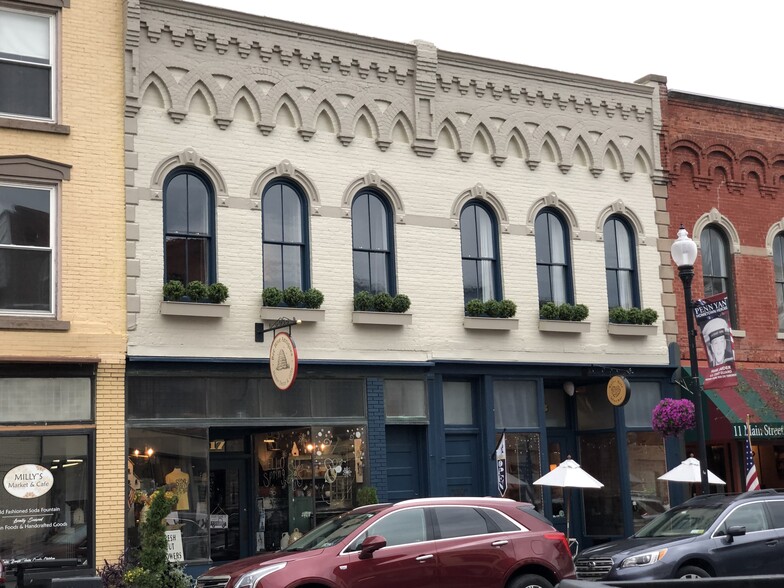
0,378,91,423
0,434,91,566
127,428,209,563
623,382,661,428
627,431,669,532
255,426,367,552
494,381,538,428
576,385,615,430
495,432,542,511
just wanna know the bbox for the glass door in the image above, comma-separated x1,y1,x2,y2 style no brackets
209,458,249,562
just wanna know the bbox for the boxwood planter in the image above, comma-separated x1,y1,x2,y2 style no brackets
538,319,590,333
608,323,657,336
464,317,519,331
160,301,230,318
352,311,412,326
260,306,325,323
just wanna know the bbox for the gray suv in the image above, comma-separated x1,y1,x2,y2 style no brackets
575,490,784,581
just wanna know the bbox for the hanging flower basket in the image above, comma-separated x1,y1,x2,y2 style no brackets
652,398,696,437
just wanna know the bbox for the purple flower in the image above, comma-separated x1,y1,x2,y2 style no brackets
651,398,696,437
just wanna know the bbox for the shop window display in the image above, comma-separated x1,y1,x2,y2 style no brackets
0,434,91,567
627,431,669,532
494,432,542,512
127,429,209,563
255,426,367,552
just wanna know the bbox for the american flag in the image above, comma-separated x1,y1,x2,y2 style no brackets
745,426,760,491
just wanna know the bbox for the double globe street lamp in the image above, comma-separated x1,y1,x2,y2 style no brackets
671,225,711,495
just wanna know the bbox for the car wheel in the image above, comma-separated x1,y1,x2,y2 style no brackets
676,565,711,579
507,574,554,588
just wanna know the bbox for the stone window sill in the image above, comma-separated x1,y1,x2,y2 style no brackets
463,316,519,330
0,316,70,331
353,311,412,326
538,319,590,333
0,116,70,135
260,306,325,323
608,323,658,336
160,301,230,318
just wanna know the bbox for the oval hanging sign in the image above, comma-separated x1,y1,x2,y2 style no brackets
4,464,54,499
607,375,631,407
270,332,298,391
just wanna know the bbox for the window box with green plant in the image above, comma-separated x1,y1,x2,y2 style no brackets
463,298,518,330
260,286,326,322
160,280,231,318
538,302,590,333
607,306,659,336
352,291,412,325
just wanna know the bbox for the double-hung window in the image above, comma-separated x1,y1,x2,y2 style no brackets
604,216,639,309
700,224,736,324
773,233,784,331
351,190,394,294
0,182,55,314
0,6,55,120
460,201,500,304
163,169,215,284
262,180,309,290
535,208,572,304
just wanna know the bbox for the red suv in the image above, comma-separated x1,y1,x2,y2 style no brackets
196,497,575,588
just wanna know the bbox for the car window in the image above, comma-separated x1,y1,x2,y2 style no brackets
764,500,784,530
723,503,769,533
481,508,521,532
350,508,427,550
434,506,491,539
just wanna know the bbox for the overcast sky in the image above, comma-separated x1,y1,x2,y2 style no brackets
186,0,783,109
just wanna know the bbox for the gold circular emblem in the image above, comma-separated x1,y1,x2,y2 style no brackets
607,375,631,407
270,333,298,390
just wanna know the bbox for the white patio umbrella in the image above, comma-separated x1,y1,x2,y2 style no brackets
533,458,604,540
658,457,726,485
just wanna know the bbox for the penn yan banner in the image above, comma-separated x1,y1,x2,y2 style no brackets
693,292,738,389
495,433,507,497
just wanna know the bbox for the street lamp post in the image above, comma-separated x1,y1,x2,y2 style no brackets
671,225,711,495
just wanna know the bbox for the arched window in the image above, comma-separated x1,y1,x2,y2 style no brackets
535,208,572,304
163,168,214,284
604,216,639,309
700,224,736,323
460,201,500,304
352,190,394,294
262,180,309,290
774,233,784,331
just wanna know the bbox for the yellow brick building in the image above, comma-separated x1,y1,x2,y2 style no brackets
0,0,126,573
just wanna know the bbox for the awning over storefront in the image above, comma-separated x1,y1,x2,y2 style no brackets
702,369,784,437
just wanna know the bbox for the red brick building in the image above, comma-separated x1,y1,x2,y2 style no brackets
658,84,784,491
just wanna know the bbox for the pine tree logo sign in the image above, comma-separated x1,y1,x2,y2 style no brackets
270,332,298,390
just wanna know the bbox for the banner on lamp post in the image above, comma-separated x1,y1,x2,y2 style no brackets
693,292,737,389
495,433,507,497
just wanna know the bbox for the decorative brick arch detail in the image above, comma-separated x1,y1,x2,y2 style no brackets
693,208,741,254
525,192,580,239
765,219,784,256
341,171,405,223
595,200,647,246
251,160,321,215
449,183,509,234
149,148,228,204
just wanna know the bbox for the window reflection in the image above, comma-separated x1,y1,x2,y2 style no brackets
627,431,669,532
496,433,542,513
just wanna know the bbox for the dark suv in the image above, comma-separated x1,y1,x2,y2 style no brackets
575,489,784,581
197,497,575,588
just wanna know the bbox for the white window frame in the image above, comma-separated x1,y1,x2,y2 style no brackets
0,5,56,122
0,180,57,316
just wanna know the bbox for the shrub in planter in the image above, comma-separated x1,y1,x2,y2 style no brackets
185,280,209,302
609,306,659,325
540,302,589,321
372,292,394,312
465,299,485,317
207,282,229,304
357,486,378,506
283,286,305,308
539,301,558,320
354,291,374,311
262,287,283,307
162,280,185,301
391,293,411,313
497,299,517,318
303,288,324,309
